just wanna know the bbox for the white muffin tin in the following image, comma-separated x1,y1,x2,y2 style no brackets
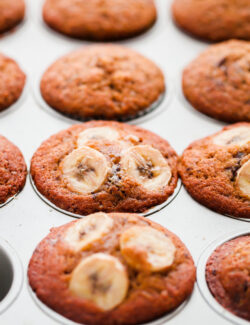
0,0,249,324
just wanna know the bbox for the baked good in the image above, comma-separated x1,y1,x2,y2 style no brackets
0,0,25,34
31,121,178,215
178,123,250,219
182,40,250,123
0,135,27,204
28,212,196,325
206,235,250,321
0,53,26,112
42,0,157,41
40,44,165,121
172,0,250,41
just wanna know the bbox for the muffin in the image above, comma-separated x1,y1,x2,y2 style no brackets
182,40,250,123
0,53,26,112
40,44,165,121
28,212,196,325
0,135,27,204
172,0,250,41
31,121,178,215
178,123,250,219
206,235,250,321
42,0,157,41
0,0,25,34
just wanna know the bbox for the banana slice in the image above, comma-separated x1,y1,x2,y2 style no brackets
213,126,250,147
120,145,171,191
77,127,119,147
60,146,110,194
120,226,176,272
69,253,129,311
236,159,250,199
64,213,114,251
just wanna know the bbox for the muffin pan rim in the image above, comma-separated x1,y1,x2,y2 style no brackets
197,229,250,325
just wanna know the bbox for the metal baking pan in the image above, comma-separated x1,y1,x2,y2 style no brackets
0,0,249,324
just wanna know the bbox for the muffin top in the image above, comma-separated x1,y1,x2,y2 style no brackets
178,123,250,219
0,135,27,204
43,0,156,41
206,235,250,321
0,0,25,34
28,212,196,325
172,0,250,41
183,40,250,123
31,121,178,215
0,53,26,111
40,45,165,121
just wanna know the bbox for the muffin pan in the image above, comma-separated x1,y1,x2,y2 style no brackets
197,230,250,325
0,238,23,315
0,0,249,324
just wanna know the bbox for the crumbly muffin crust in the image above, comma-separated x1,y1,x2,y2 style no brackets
178,123,250,219
31,121,178,215
0,53,26,111
43,0,156,41
0,0,25,34
28,213,196,325
172,0,250,41
40,45,165,121
0,135,27,204
206,235,250,321
182,40,250,123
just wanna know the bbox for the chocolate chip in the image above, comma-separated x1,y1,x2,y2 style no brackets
212,269,217,276
217,57,227,67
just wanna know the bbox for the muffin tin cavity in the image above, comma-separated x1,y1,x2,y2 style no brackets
197,230,250,325
0,238,23,314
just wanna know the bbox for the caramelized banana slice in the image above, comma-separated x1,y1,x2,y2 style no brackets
236,159,250,199
120,145,171,191
69,253,129,311
213,126,250,147
64,213,114,251
120,226,176,272
60,146,110,194
77,127,119,147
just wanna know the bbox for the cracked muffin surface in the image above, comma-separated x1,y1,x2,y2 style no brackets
178,123,250,218
43,0,156,41
0,53,26,111
172,0,250,41
0,0,25,34
182,40,250,123
28,212,196,325
206,235,250,321
40,45,165,121
0,135,27,204
31,121,178,215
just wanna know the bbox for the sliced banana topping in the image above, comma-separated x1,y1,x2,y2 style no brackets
69,253,129,311
60,146,110,194
213,126,250,147
64,213,114,251
236,159,250,199
120,226,176,272
77,127,119,147
120,145,171,191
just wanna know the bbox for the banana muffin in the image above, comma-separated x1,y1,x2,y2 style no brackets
31,121,178,215
0,0,25,34
0,135,27,204
182,40,250,123
28,212,196,325
0,53,26,112
206,235,250,321
172,0,250,41
178,123,250,219
40,44,165,121
42,0,157,41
